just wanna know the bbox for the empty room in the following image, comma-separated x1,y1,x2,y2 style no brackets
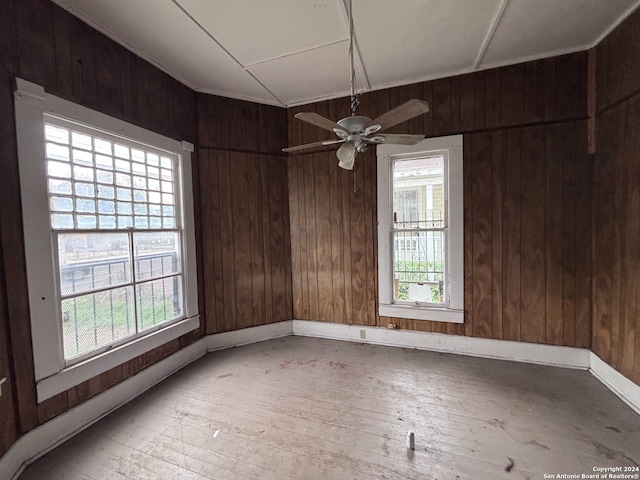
1,0,640,478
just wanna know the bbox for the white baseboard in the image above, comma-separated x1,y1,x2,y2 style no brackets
590,353,640,416
206,321,293,352
292,320,591,369
3,319,639,480
1,338,207,480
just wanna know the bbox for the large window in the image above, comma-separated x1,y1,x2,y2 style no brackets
15,78,199,401
377,136,463,323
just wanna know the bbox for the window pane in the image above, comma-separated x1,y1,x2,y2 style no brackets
48,161,71,178
45,125,69,144
98,200,115,214
96,170,114,184
99,216,116,229
97,185,115,199
58,233,131,296
76,198,95,213
75,183,95,198
96,154,113,170
46,143,70,161
114,144,130,159
393,155,445,229
136,276,182,332
94,138,112,155
392,155,446,305
133,231,181,282
62,285,135,360
72,132,92,150
116,187,132,201
51,196,73,212
393,230,445,305
52,214,73,229
73,149,92,166
49,179,72,195
73,165,94,182
115,159,130,172
77,215,97,229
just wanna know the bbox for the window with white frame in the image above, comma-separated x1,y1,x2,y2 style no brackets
14,78,199,402
377,135,463,323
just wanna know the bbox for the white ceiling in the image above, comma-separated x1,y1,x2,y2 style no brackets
52,0,640,107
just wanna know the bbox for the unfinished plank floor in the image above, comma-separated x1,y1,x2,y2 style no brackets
21,336,640,479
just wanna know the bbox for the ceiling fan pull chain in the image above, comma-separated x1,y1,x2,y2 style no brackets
350,94,360,116
353,170,357,193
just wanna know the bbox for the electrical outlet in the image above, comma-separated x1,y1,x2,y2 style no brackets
359,329,366,340
388,323,397,329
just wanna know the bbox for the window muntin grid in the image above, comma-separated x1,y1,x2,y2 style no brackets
43,116,185,362
44,119,178,231
391,154,447,307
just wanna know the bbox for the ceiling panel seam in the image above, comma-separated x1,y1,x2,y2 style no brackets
171,0,283,105
473,0,510,70
244,39,348,68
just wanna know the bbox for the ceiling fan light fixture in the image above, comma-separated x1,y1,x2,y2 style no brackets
281,0,430,171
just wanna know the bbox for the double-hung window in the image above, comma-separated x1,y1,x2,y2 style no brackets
14,78,199,401
377,135,464,323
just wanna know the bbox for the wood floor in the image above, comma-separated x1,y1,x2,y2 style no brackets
20,336,640,479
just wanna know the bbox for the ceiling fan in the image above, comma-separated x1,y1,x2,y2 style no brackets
282,0,430,170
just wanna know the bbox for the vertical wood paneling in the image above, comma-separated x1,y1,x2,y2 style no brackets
470,132,493,338
287,52,592,352
248,156,265,326
217,152,237,331
16,0,55,89
196,91,291,334
315,154,333,321
304,157,320,321
231,153,252,329
490,130,503,339
519,126,547,344
502,129,522,341
573,121,591,349
500,64,525,126
595,7,640,384
94,32,122,118
545,123,568,346
199,150,216,333
350,160,367,325
432,78,452,135
329,153,345,324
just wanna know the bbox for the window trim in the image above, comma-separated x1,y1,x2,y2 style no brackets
14,78,199,402
377,135,464,323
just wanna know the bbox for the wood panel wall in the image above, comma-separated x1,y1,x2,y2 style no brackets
287,52,593,347
593,8,640,385
0,0,201,457
196,94,292,334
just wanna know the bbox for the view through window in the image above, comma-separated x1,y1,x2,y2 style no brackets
45,118,184,361
392,155,446,306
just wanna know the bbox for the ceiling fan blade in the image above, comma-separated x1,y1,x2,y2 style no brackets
282,139,345,153
295,112,348,133
367,133,425,145
364,99,430,131
336,141,356,170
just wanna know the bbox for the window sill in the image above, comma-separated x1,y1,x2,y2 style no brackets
36,315,199,403
379,304,464,323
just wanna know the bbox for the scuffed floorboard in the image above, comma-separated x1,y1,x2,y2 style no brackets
21,336,640,479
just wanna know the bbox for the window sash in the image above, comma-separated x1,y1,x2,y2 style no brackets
377,135,463,324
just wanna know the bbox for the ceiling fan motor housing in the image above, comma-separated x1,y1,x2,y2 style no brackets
336,115,372,134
